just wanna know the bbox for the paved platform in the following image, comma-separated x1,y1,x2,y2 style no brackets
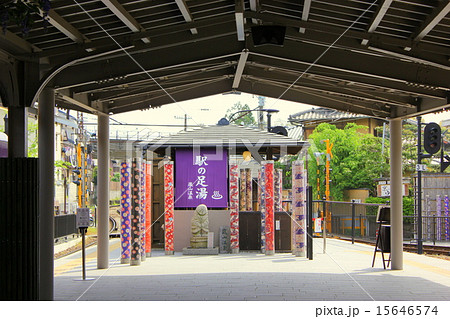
54,238,450,301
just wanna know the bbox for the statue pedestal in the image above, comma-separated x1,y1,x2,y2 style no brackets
190,236,208,248
182,247,219,255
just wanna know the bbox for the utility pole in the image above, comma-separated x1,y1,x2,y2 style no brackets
258,96,265,130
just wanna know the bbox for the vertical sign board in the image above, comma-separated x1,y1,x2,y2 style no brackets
229,162,240,253
175,149,228,208
292,160,306,257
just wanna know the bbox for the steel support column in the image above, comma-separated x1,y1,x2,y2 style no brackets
390,118,403,270
97,113,110,269
8,106,27,158
38,87,55,300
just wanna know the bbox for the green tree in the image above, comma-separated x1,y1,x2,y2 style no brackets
307,123,389,201
225,102,257,126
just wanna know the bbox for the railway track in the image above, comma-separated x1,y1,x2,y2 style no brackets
334,236,450,256
403,243,450,256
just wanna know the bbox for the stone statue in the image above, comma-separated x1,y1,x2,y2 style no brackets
190,204,209,248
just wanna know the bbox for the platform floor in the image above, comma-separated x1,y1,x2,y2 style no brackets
54,238,450,301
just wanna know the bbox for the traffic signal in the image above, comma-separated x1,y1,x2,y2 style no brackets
423,123,441,154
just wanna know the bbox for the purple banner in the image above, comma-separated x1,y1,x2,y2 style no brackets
175,148,228,208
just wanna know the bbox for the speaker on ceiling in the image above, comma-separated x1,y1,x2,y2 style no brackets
251,25,286,46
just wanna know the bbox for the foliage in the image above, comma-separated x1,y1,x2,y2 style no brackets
224,102,257,126
27,119,38,157
365,196,414,216
111,172,120,182
1,0,51,36
307,123,389,201
54,160,72,169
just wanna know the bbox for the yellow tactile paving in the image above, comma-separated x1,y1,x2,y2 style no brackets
54,241,121,276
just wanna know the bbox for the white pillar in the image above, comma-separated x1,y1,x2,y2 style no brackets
390,118,403,270
97,113,110,269
38,87,55,300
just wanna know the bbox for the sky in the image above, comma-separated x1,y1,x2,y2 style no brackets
84,92,450,139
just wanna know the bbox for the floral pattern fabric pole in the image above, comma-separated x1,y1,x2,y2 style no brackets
274,168,282,212
140,161,146,261
130,158,141,266
445,195,449,241
145,161,152,257
436,195,441,241
120,161,131,264
264,161,275,255
292,160,306,257
164,161,174,254
259,164,266,253
229,162,239,253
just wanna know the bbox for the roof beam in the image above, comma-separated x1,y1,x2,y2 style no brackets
235,0,245,41
0,30,40,55
232,50,249,89
413,1,450,42
42,9,90,44
249,0,261,24
100,0,151,43
299,0,312,34
361,0,393,45
175,0,198,35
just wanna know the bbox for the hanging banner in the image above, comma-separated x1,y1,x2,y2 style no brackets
175,149,228,208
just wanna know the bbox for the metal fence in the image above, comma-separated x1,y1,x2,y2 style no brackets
311,200,450,245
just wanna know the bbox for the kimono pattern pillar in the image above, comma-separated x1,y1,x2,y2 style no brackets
445,195,449,241
240,169,246,211
274,168,282,212
260,165,266,253
292,160,306,257
436,195,442,241
130,158,141,266
264,161,275,255
229,162,239,253
140,162,146,262
245,168,252,211
145,161,152,257
164,161,175,255
120,161,131,264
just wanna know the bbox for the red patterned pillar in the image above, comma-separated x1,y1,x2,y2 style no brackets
164,161,174,255
264,161,275,255
145,161,152,257
229,161,239,253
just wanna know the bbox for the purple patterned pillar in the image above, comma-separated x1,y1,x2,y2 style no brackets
120,161,131,264
436,195,442,241
292,160,306,257
274,168,282,212
445,195,449,241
